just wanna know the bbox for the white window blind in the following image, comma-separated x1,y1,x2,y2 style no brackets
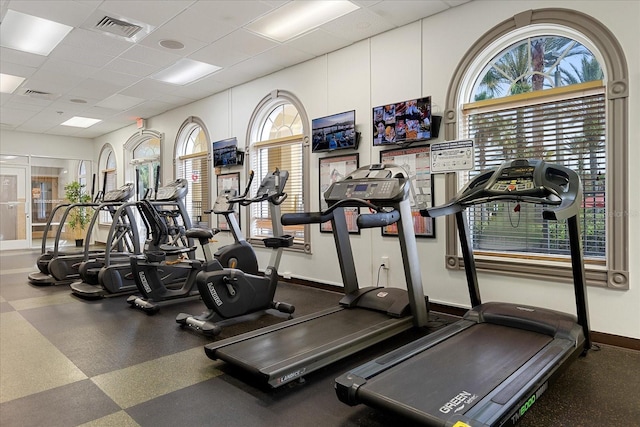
176,152,209,228
99,169,117,224
461,84,606,262
250,135,304,241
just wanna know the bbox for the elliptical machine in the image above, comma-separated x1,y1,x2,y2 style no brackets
126,171,260,314
70,178,194,298
175,169,295,336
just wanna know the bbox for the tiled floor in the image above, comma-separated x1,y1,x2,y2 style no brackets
1,249,639,427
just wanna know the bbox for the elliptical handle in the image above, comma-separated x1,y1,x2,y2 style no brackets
241,170,255,198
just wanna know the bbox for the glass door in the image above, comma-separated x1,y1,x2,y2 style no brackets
0,162,30,250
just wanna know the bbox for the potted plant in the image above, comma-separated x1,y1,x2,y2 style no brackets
64,181,93,247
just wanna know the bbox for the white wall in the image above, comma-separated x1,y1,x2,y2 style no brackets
4,1,638,340
0,129,94,160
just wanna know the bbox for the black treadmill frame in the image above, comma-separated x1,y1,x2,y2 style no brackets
335,159,591,426
204,164,429,388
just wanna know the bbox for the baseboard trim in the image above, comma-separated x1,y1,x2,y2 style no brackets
282,277,640,351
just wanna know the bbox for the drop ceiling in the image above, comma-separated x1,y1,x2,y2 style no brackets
0,0,470,139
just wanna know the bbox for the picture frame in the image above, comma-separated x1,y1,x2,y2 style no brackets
319,153,360,234
379,145,435,238
216,172,240,231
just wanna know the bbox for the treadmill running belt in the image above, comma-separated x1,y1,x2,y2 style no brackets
358,323,552,418
213,308,408,372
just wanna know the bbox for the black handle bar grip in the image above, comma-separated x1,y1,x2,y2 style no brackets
281,211,333,225
270,192,288,206
240,170,255,198
357,210,400,229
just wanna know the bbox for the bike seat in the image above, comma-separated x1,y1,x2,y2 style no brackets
185,228,216,239
263,234,294,248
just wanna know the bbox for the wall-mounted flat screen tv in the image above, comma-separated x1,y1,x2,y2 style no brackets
373,96,432,146
213,137,238,167
312,110,358,153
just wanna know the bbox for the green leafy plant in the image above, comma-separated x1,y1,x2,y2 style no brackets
64,181,93,238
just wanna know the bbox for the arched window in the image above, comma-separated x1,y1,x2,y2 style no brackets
444,9,629,289
247,90,310,252
98,144,117,224
124,131,162,201
175,117,210,228
77,160,88,192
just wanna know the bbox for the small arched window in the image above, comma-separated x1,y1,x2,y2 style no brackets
175,117,210,228
98,144,117,224
125,132,162,201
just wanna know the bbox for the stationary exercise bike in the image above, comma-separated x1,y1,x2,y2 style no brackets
175,169,295,336
126,171,260,314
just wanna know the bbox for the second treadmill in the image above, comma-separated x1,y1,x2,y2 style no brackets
204,163,429,388
335,159,591,427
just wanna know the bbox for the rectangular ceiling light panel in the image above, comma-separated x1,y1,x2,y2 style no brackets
0,73,26,93
152,59,221,85
246,1,359,42
0,10,73,56
61,116,102,128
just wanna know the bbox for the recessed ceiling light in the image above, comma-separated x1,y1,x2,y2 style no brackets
61,116,102,128
152,58,221,85
159,39,185,50
0,73,26,93
0,10,73,56
70,98,88,104
246,1,359,42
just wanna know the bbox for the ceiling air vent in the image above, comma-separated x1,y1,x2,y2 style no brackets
94,16,143,39
19,89,59,101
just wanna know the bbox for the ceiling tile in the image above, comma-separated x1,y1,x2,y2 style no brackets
119,45,181,69
320,7,396,42
5,0,97,27
285,29,353,57
367,0,449,27
95,93,146,110
103,57,159,77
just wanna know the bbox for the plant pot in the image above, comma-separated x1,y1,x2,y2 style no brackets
75,239,84,247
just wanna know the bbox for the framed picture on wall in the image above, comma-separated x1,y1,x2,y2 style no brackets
379,145,434,238
216,172,240,231
319,153,359,234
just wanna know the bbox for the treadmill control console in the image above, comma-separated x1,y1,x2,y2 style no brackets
324,164,409,205
326,180,402,203
489,165,536,193
103,183,135,202
155,178,188,201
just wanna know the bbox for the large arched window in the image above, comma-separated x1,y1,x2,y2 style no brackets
247,90,310,252
175,117,210,228
444,9,629,289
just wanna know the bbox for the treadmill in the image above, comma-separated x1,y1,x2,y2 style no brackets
335,159,591,427
204,163,429,388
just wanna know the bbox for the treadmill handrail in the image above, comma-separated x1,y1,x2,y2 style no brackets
281,198,388,226
421,160,581,221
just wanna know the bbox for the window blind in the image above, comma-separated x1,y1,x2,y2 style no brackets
461,90,606,261
177,152,209,228
251,135,304,240
99,169,117,224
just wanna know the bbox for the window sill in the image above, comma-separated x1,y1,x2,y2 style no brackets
447,254,628,290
